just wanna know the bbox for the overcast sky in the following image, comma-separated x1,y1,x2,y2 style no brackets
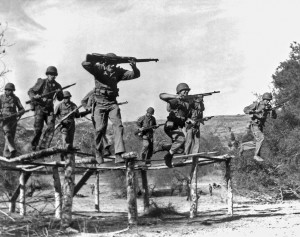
1,0,300,121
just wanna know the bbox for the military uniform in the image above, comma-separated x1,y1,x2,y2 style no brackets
136,113,157,163
28,78,63,150
0,93,24,157
185,100,205,154
55,100,79,149
82,57,140,159
243,97,277,160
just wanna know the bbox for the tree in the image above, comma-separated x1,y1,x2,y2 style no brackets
0,22,12,81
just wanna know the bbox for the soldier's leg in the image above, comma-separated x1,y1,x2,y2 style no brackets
31,110,45,150
191,128,200,154
141,138,150,161
184,128,193,155
108,104,125,155
39,111,55,149
251,124,265,161
146,138,154,164
2,120,16,157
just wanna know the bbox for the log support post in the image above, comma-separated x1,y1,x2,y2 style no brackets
94,171,100,212
225,158,233,216
140,169,150,214
126,157,137,225
53,166,62,219
73,169,95,197
19,172,26,216
189,156,199,218
61,153,75,228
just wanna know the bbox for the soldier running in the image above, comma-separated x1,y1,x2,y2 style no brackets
54,91,80,152
136,107,158,165
159,83,196,168
82,53,140,163
243,92,277,161
28,66,63,150
0,83,25,158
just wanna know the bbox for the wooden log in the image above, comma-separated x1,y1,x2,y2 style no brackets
61,153,75,229
126,158,138,225
53,166,62,219
73,169,95,197
94,171,100,212
189,156,198,218
140,170,150,214
19,172,26,216
9,172,31,213
225,158,233,216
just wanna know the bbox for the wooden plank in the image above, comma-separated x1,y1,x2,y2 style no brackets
73,169,95,196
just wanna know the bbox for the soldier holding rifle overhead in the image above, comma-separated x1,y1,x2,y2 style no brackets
28,66,64,151
82,53,142,163
0,83,25,158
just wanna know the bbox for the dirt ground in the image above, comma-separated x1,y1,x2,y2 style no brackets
1,174,300,237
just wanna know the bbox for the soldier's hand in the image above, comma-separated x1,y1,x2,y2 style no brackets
176,94,186,100
138,127,144,131
42,98,47,102
128,59,137,68
33,94,41,99
56,88,62,93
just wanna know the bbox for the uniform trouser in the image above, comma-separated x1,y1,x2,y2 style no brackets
91,116,110,151
2,119,17,156
60,122,75,148
250,124,264,156
93,103,125,154
31,108,55,149
141,136,153,161
164,126,185,154
184,127,200,155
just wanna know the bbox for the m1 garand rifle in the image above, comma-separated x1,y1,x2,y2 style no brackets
25,83,76,104
55,105,83,130
0,109,32,122
181,91,220,101
78,101,129,118
134,123,165,137
185,116,214,129
86,53,159,64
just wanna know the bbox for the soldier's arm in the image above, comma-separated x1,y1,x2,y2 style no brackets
159,93,180,103
54,104,61,118
16,97,25,114
56,84,64,101
119,62,141,81
136,116,144,127
82,60,105,75
81,90,94,110
28,78,44,99
73,104,80,118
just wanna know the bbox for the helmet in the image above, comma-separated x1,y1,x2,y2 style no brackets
262,92,272,100
63,91,72,98
45,66,58,76
176,83,191,94
5,83,15,91
146,107,155,114
105,53,117,57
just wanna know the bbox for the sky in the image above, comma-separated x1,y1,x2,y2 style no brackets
1,0,300,121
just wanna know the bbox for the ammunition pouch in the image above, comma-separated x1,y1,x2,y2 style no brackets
94,87,119,99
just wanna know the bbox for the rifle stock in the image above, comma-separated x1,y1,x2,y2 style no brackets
0,109,31,122
26,83,76,104
134,123,165,136
55,105,82,130
87,53,159,64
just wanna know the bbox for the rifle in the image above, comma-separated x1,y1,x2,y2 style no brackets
55,105,82,130
134,123,165,137
182,91,220,101
0,109,31,122
79,101,128,118
87,53,159,64
26,83,76,104
186,116,214,129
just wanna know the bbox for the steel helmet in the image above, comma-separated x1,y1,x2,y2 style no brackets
262,92,272,100
5,83,15,91
176,83,191,94
105,53,117,57
146,107,155,114
45,66,58,76
63,91,72,98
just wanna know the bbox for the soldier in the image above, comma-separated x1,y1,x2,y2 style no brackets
136,107,157,164
243,92,277,161
28,66,63,150
159,83,195,168
0,83,25,158
54,91,80,152
184,96,205,155
82,53,140,163
81,90,111,162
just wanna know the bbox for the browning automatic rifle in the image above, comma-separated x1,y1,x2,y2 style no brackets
185,116,214,129
55,105,83,130
26,83,76,104
134,123,165,137
0,109,31,122
182,91,220,101
87,53,159,64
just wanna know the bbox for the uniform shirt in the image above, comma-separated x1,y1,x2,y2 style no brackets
28,78,63,107
189,101,205,121
167,99,190,127
54,101,79,123
136,114,157,137
244,101,276,126
81,61,140,103
0,94,24,116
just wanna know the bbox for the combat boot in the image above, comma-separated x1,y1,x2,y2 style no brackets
115,153,125,164
164,152,173,168
95,150,104,164
254,155,264,162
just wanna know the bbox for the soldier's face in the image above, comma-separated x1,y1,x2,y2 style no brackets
5,89,12,96
47,74,56,81
180,90,189,96
64,97,70,103
146,112,153,117
106,64,117,73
